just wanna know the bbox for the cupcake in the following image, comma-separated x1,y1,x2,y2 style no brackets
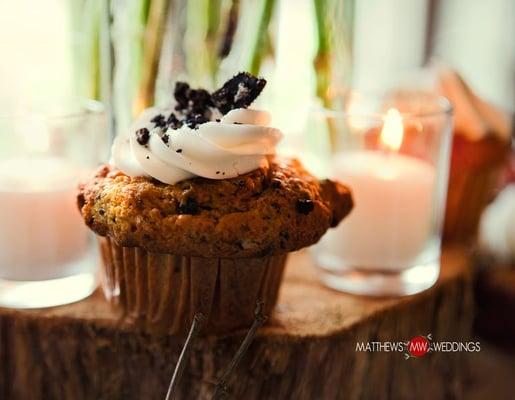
78,72,353,335
438,68,512,242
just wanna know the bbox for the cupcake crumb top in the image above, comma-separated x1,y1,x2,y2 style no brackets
78,157,353,258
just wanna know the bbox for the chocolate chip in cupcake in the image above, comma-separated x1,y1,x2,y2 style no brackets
296,198,314,215
178,197,199,215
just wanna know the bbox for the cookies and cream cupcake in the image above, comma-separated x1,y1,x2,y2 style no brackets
78,73,353,335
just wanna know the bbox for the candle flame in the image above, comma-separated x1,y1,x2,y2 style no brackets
380,109,403,151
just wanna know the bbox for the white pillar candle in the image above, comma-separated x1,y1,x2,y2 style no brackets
0,156,89,280
324,151,435,271
319,109,436,271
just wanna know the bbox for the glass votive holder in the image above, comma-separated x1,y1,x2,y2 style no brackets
0,102,108,308
309,91,453,296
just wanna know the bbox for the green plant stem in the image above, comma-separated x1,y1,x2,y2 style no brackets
90,10,101,100
313,0,331,107
313,0,339,149
80,0,103,101
140,0,152,23
248,0,276,75
206,0,222,84
135,0,170,113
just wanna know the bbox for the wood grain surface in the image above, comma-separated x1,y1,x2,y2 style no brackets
0,246,474,400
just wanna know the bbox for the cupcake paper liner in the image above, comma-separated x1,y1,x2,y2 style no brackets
97,236,287,335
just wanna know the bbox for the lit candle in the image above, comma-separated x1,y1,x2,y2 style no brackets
323,109,436,270
0,156,89,280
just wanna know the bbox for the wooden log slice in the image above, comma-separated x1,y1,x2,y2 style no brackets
0,246,473,400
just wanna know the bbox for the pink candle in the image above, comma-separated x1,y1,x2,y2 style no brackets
0,156,89,280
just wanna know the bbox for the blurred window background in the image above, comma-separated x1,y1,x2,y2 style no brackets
0,0,512,136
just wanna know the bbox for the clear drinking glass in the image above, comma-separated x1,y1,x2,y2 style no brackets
309,91,453,296
0,102,108,308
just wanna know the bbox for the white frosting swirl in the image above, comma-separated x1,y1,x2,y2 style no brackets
111,107,282,184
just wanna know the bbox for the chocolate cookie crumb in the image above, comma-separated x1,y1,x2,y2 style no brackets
174,82,191,110
176,149,183,153
161,134,169,145
151,114,166,128
296,198,314,215
167,73,266,129
173,81,214,129
167,113,183,130
185,113,209,129
135,128,150,145
188,89,213,114
212,72,266,114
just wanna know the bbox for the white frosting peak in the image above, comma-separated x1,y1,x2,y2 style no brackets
111,107,282,184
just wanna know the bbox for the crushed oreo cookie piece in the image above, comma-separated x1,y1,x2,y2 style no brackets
188,89,213,113
211,72,266,114
174,82,191,110
161,133,169,145
151,114,166,128
296,198,314,215
172,81,216,129
145,72,266,132
185,113,209,129
166,112,183,130
178,197,199,215
176,149,183,153
174,84,212,111
135,128,150,145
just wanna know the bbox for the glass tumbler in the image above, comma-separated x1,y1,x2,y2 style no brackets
0,102,108,308
309,91,453,296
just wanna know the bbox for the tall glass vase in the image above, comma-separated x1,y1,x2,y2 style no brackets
110,0,280,135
